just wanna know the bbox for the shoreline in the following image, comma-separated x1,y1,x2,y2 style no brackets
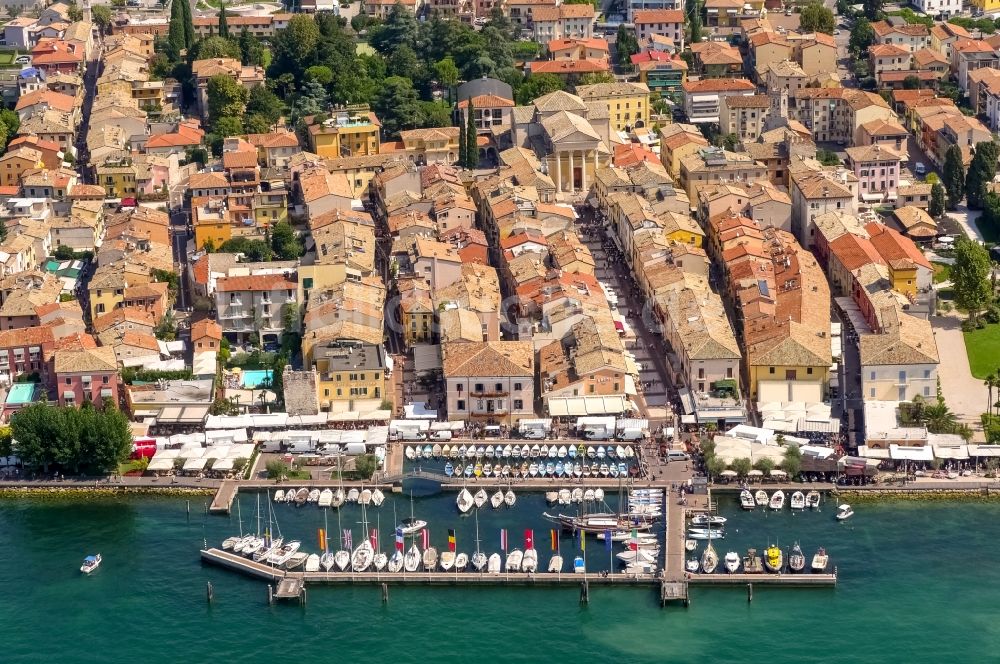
0,484,215,499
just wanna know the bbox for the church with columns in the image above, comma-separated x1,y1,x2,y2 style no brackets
510,90,617,198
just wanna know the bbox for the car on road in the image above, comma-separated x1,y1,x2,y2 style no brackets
833,29,841,35
14,55,30,64
914,162,926,176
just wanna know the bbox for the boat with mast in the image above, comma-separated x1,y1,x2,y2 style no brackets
320,508,335,571
471,509,487,571
351,500,374,572
788,542,805,572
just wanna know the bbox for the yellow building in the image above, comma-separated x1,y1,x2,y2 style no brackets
888,260,918,299
191,197,232,249
307,106,381,159
575,81,651,132
88,264,127,319
400,285,434,347
96,163,138,198
253,189,289,227
313,341,387,404
970,0,1000,13
658,124,709,180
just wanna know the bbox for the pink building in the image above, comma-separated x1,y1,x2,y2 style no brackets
53,346,120,407
844,144,903,205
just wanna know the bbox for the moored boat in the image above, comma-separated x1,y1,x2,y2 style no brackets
522,548,538,573
318,488,333,508
334,549,350,571
273,490,285,503
811,547,829,572
701,542,719,574
763,543,783,572
690,514,727,527
836,504,854,521
769,491,785,510
403,544,421,572
473,489,488,508
491,490,504,509
790,491,805,510
307,489,320,503
505,549,523,572
346,488,360,503
743,548,763,573
388,550,404,573
788,542,805,572
304,553,320,572
754,490,768,506
740,489,756,510
487,553,502,574
806,490,821,509
548,554,563,572
724,551,740,573
456,488,474,514
454,553,469,571
685,559,699,573
440,550,456,572
504,489,516,507
399,517,427,535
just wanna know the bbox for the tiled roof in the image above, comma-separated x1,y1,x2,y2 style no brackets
54,345,117,373
724,94,769,109
681,78,755,93
457,93,515,109
633,9,684,23
442,341,534,377
829,233,885,271
191,318,223,341
216,274,296,292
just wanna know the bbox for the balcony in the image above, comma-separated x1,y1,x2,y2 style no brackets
471,389,508,397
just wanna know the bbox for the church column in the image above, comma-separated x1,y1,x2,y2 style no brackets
568,150,575,193
580,150,588,191
594,150,599,172
555,151,562,193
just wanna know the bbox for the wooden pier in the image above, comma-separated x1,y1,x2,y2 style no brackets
209,480,238,514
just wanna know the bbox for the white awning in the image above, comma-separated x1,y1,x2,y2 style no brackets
547,395,628,416
889,444,933,461
933,445,969,460
183,457,209,471
968,445,1000,457
212,458,235,471
147,457,175,471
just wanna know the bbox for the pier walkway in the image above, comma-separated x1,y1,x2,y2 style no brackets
209,480,238,514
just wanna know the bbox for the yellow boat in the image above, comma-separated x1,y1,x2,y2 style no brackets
763,544,783,572
474,462,483,477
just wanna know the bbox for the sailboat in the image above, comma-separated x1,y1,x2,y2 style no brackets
422,545,438,570
701,540,719,574
333,495,349,570
373,514,387,571
490,489,504,509
471,509,487,571
504,488,516,507
320,506,335,571
352,500,375,571
474,489,488,508
788,542,805,572
404,543,421,572
399,491,427,535
372,489,385,507
455,552,468,571
457,487,474,514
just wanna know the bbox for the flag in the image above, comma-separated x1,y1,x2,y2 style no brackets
629,528,639,552
500,528,508,551
581,532,586,553
395,527,404,552
318,528,326,551
421,529,430,550
448,528,456,552
604,529,613,552
264,528,271,548
343,529,352,550
370,528,378,549
550,529,558,552
525,528,534,550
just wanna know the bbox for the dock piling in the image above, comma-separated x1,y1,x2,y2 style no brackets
267,585,273,605
747,583,752,603
301,588,307,606
186,500,190,518
580,580,589,604
381,583,389,603
206,581,214,603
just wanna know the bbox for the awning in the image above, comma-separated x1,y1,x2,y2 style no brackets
747,469,763,477
889,444,933,461
858,445,891,459
967,445,1000,457
860,191,884,202
147,457,174,471
547,395,629,416
933,445,969,460
212,458,234,471
183,457,209,471
678,388,694,415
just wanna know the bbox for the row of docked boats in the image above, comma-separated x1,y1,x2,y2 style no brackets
407,443,636,461
456,487,517,513
272,487,385,509
739,489,821,511
544,487,664,533
686,542,829,574
545,487,605,505
445,459,635,479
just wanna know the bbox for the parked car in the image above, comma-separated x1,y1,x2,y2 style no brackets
914,162,926,176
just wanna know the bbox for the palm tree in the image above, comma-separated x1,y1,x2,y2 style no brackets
923,400,959,434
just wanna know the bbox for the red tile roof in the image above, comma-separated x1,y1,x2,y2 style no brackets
216,274,297,292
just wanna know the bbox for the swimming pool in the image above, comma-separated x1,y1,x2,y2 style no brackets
6,382,39,405
241,369,273,389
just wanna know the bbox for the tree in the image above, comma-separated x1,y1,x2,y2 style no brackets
816,148,841,166
849,18,876,56
706,456,726,480
304,65,334,86
457,107,467,168
434,56,459,91
238,27,264,66
781,444,802,479
730,457,752,477
516,73,563,105
168,0,186,56
266,459,289,480
209,397,238,416
271,14,320,78
10,403,132,474
578,72,615,85
270,221,302,260
67,2,83,20
219,237,273,261
863,0,883,21
799,1,835,34
466,98,479,169
420,101,452,128
190,35,241,61
903,74,921,90
616,24,640,64
155,310,178,340
373,76,424,137
952,236,993,321
92,5,112,35
54,245,75,260
752,457,775,475
369,2,419,54
965,141,999,210
930,182,946,218
290,79,329,122
354,454,378,479
206,74,249,127
943,144,966,210
180,0,195,48
218,3,229,39
245,84,283,128
986,372,997,419
689,3,702,44
213,115,244,139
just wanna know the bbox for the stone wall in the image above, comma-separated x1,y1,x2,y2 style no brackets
282,365,319,416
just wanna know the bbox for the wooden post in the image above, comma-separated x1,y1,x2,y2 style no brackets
746,582,753,603
382,582,389,603
206,581,214,603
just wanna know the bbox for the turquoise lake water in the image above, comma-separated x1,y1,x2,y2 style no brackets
2,491,999,663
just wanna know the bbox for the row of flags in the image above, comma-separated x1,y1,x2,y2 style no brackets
317,527,644,553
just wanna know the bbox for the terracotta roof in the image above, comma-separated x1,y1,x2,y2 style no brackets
119,331,160,352
54,345,117,374
15,89,75,113
724,94,769,109
632,9,684,23
845,144,902,163
829,233,885,272
222,149,259,169
891,207,937,237
216,274,297,292
442,341,534,378
871,20,928,37
146,124,205,148
953,38,995,54
682,78,755,93
913,47,949,67
92,307,156,333
0,324,55,348
189,172,229,190
531,59,609,75
860,118,909,136
457,93,515,109
870,43,910,58
191,318,223,341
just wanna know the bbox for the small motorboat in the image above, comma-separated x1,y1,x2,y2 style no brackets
790,491,805,510
405,446,416,460
548,554,563,572
617,549,658,564
455,553,469,571
273,490,285,503
529,463,539,477
81,554,101,574
482,463,493,477
788,542,806,572
473,462,483,478
491,490,504,509
558,445,568,458
422,445,432,459
318,488,333,507
724,551,740,573
571,488,583,503
387,550,404,573
701,543,719,574
584,488,595,502
505,549,523,572
806,490,821,509
558,488,571,504
457,488,474,514
222,536,240,550
522,548,538,573
472,550,487,571
769,491,785,510
372,489,385,507
685,539,697,551
740,489,756,510
573,556,585,574
454,464,464,478
743,549,763,573
504,489,516,507
763,544,783,573
445,462,454,477
687,529,725,540
332,488,345,508
346,488,360,503
359,488,372,505
474,489,488,508
594,488,605,502
304,553,320,572
307,489,320,503
754,490,768,506
285,552,308,570
284,490,295,504
836,504,854,521
685,558,699,573
690,514,727,527
404,544,421,572
439,550,455,571
295,488,309,506
488,553,502,574
811,547,829,572
399,517,428,535
545,491,558,504
442,444,451,458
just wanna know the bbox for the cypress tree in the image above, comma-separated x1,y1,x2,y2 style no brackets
943,144,966,211
168,0,185,57
965,141,999,210
466,99,479,169
457,106,467,167
218,3,229,39
179,0,195,48
930,182,946,218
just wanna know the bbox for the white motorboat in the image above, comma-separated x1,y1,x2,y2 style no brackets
836,504,854,521
320,552,335,571
505,549,523,572
334,550,350,571
594,488,605,502
571,488,583,503
522,548,538,573
222,536,240,551
359,488,373,505
545,491,558,504
617,549,657,564
318,489,333,508
241,537,263,557
455,553,469,571
294,488,308,505
558,445,568,458
346,488,360,503
285,552,308,570
305,553,320,572
307,489,320,503
687,529,725,540
574,556,585,574
372,489,385,507
487,553,502,574
685,539,697,551
685,559,699,573
558,488,571,504
332,488,345,508
432,443,443,458
472,550,487,571
284,490,296,503
404,544,421,572
253,538,282,562
474,489,488,508
740,489,756,510
268,540,302,566
399,517,427,535
583,489,595,502
754,490,768,506
273,490,285,502
690,514,727,527
790,491,806,510
439,550,456,571
352,539,375,571
80,554,101,574
457,488,474,514
548,554,563,572
769,491,785,510
789,542,806,573
724,551,740,573
491,490,504,509
387,550,404,573
423,547,439,570
811,547,829,572
405,446,416,460
806,490,821,509
373,552,387,571
504,489,516,507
